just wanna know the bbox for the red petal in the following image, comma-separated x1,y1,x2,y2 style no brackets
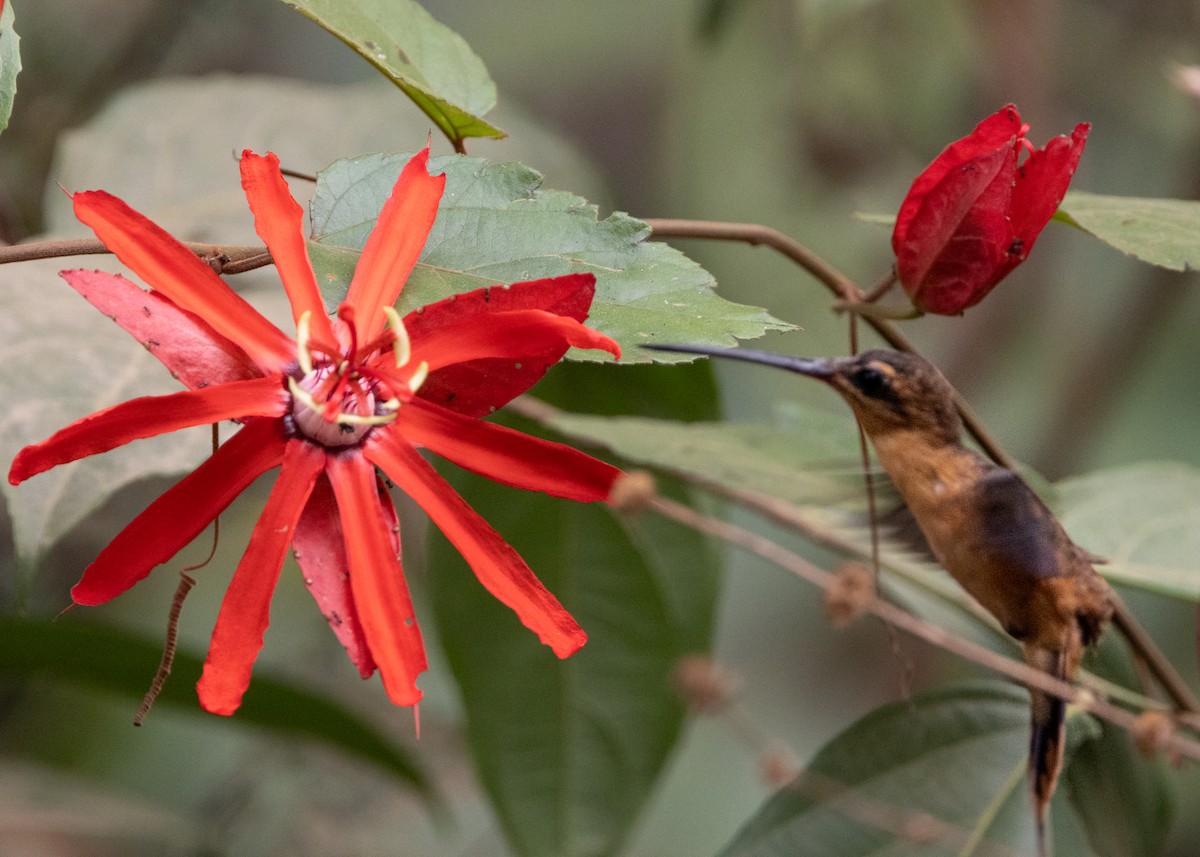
326,452,427,707
73,190,295,372
405,273,599,333
10,376,289,484
240,151,338,346
70,418,287,605
345,147,446,342
368,430,587,658
1009,122,1090,249
892,142,1014,302
395,400,620,503
292,475,379,678
197,439,324,715
407,275,602,417
402,309,618,373
892,104,1023,252
60,270,260,388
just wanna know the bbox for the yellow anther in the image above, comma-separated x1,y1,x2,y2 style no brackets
382,305,412,368
287,375,321,414
296,311,313,375
407,360,430,395
336,410,398,427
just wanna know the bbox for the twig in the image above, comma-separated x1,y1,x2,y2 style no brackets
647,493,1200,763
0,238,272,274
642,218,1017,472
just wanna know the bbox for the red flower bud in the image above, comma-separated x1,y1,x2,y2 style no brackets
891,104,1089,315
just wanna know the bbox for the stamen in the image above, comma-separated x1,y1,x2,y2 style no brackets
296,310,314,375
408,360,430,395
337,410,399,427
288,375,324,416
382,305,412,367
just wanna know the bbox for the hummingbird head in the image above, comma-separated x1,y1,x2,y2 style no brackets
643,344,963,444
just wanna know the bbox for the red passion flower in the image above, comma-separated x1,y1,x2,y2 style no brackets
9,147,624,715
891,104,1089,315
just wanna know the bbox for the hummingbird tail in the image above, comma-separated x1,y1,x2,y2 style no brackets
1026,644,1068,857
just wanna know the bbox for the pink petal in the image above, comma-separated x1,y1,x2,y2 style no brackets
368,430,587,659
60,269,260,388
395,400,620,503
406,275,605,418
292,475,378,678
197,439,324,715
326,452,427,707
10,376,289,484
239,151,338,346
71,418,288,605
345,147,446,341
72,190,295,373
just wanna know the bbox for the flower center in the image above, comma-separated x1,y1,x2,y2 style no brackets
288,304,428,448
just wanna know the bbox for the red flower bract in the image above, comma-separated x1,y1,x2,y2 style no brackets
891,104,1089,315
8,147,624,715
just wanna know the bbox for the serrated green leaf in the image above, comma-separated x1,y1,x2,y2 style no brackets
0,0,20,135
719,682,1098,857
1056,191,1200,272
308,152,792,363
429,469,720,857
0,617,434,800
280,0,503,147
0,260,215,579
1056,463,1200,600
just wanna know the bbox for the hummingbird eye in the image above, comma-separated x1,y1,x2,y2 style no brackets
851,366,889,398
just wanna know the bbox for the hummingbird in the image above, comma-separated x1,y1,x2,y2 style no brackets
646,343,1114,853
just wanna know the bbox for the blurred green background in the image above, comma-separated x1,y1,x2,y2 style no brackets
2,0,1199,855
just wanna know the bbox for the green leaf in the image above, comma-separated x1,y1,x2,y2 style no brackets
0,260,217,579
1056,462,1200,600
308,152,792,363
279,0,504,147
0,616,435,800
718,682,1098,857
1056,191,1200,272
0,0,20,135
542,403,861,506
428,470,721,857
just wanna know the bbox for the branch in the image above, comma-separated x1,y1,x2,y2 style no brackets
641,218,1017,472
0,238,273,275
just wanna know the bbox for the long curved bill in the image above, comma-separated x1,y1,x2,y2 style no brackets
642,343,835,379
